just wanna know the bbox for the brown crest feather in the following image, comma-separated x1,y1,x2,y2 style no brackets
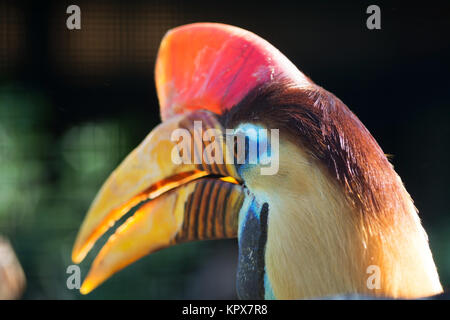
221,78,410,218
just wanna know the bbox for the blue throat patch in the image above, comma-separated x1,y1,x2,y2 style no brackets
236,200,270,299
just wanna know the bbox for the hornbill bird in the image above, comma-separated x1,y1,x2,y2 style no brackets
71,23,443,299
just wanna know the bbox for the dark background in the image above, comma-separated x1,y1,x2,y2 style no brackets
0,0,449,299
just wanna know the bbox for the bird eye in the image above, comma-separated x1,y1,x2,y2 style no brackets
227,123,274,170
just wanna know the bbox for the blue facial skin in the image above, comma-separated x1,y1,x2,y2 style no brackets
232,123,275,299
264,272,275,300
236,198,272,300
230,123,273,176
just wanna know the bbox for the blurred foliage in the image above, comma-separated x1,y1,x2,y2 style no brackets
0,86,48,232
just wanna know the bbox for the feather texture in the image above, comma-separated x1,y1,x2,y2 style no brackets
222,80,443,298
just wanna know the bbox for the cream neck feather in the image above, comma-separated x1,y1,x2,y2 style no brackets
241,139,442,299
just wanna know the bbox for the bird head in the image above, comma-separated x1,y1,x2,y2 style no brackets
71,23,442,299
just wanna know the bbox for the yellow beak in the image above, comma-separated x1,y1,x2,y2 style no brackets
72,110,245,294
